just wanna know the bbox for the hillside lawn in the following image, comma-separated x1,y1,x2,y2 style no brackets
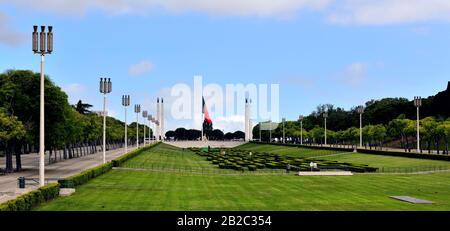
37,143,450,211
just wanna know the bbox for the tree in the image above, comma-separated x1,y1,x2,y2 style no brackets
73,100,93,115
0,108,26,172
388,116,409,151
421,117,438,153
437,119,450,154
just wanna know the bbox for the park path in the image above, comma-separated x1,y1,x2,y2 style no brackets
0,144,142,203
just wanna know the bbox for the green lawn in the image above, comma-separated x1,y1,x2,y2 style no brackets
236,143,346,158
37,143,450,211
237,143,450,172
316,153,450,171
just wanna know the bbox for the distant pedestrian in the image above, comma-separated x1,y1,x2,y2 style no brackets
286,163,291,173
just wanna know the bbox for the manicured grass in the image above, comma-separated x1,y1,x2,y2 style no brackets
238,143,450,171
315,153,450,171
122,143,215,169
236,143,345,158
37,143,450,211
38,169,450,211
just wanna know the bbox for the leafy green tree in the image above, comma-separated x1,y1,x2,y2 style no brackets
73,100,93,115
0,109,26,172
437,119,450,154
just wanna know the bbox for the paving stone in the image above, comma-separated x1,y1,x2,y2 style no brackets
390,196,433,204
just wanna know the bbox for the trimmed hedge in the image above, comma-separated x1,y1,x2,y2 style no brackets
59,142,161,188
0,142,162,211
357,148,450,161
0,183,59,211
250,141,352,152
251,141,450,162
58,162,113,188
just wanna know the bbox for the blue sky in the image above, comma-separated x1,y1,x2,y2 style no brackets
1,0,450,132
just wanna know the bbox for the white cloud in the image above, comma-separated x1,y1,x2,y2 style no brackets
342,62,368,85
4,0,450,24
0,0,331,17
0,12,25,46
213,115,245,133
62,83,86,94
328,0,450,25
62,83,87,103
128,60,154,77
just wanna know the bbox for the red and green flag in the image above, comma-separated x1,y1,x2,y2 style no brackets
202,97,212,124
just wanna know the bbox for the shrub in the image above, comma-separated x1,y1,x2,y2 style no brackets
58,162,113,188
248,165,257,171
60,142,161,188
0,183,59,211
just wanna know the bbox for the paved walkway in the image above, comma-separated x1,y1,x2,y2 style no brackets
0,144,143,203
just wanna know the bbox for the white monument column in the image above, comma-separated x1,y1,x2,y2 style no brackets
249,99,253,141
156,98,160,141
245,98,249,141
161,98,165,141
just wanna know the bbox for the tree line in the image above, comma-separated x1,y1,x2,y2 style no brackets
255,115,450,154
165,128,244,141
0,70,150,173
253,82,450,154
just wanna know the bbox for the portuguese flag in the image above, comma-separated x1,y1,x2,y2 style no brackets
202,97,212,124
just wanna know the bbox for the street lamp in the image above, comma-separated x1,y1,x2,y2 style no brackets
298,115,304,145
142,110,148,146
122,95,130,153
99,78,112,164
414,96,422,153
282,118,286,143
33,25,53,187
147,115,152,143
323,112,328,145
134,104,141,148
357,106,364,148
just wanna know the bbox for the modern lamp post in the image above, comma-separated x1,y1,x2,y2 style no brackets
269,120,272,143
414,96,422,153
134,104,141,148
99,78,112,164
33,25,53,187
323,112,328,146
357,106,364,148
282,118,286,143
122,95,130,153
298,115,304,145
142,110,148,146
147,115,153,144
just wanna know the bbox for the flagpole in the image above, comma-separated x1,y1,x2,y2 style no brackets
201,97,204,142
201,113,204,141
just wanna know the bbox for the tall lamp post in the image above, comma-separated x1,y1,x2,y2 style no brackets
357,106,364,148
134,104,141,148
323,112,328,146
142,110,148,146
33,25,53,186
147,115,153,144
282,118,286,143
269,120,272,143
99,78,112,164
414,96,422,153
122,95,130,153
298,115,304,145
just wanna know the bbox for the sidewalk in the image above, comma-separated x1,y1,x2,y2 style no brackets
0,144,141,203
